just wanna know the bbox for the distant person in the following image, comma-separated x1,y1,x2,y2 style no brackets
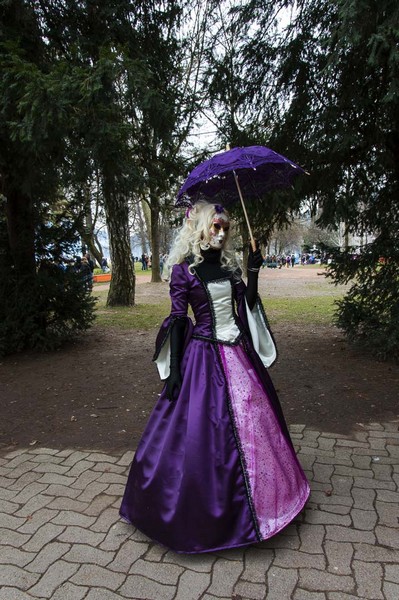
291,254,295,267
74,256,82,273
141,253,147,270
80,257,93,291
85,252,95,272
101,257,109,273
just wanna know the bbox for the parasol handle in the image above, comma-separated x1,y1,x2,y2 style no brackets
233,171,256,252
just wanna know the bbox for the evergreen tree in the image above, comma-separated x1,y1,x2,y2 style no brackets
128,1,186,283
32,0,141,305
202,1,305,254
1,0,190,315
240,0,399,360
0,0,96,354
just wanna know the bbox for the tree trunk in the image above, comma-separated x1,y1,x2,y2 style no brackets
160,214,173,255
5,189,36,277
81,231,103,266
94,232,104,260
141,200,152,250
150,198,162,283
136,202,148,254
80,193,103,266
105,190,135,306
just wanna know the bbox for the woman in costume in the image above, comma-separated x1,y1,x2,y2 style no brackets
120,202,310,554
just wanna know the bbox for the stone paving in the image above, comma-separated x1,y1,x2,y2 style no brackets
0,421,398,600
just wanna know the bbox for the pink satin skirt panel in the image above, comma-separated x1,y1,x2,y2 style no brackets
219,343,310,539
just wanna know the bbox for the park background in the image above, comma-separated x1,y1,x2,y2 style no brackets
1,0,398,363
1,3,399,599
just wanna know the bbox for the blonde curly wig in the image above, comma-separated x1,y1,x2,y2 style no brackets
167,201,240,274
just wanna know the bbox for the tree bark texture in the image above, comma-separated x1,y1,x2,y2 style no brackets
5,189,36,277
81,231,103,266
79,189,103,266
141,200,151,251
137,202,148,255
150,198,162,283
105,190,135,306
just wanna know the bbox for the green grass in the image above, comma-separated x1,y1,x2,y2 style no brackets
94,290,170,330
94,288,341,330
134,262,156,276
262,295,342,325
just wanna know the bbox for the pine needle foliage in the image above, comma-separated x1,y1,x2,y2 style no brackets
237,0,399,361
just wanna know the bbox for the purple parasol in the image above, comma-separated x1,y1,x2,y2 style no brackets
176,145,307,251
176,145,306,207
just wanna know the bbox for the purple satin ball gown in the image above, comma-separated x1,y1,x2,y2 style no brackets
120,261,310,553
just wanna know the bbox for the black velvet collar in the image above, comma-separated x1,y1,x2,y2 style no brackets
200,248,222,264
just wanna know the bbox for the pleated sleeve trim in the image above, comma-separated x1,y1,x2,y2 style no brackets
235,279,278,368
152,262,193,379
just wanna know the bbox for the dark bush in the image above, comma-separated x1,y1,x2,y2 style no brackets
329,240,399,363
0,265,96,356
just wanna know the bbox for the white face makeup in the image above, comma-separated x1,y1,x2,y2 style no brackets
208,214,230,249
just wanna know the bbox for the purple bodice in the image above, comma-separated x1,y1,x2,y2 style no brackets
169,261,243,341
